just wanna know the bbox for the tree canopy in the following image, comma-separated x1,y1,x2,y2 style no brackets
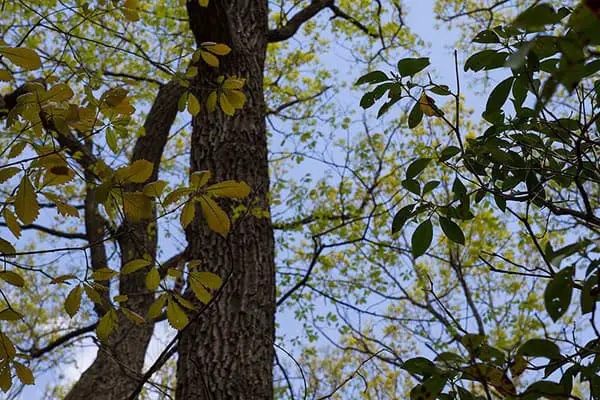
0,0,599,399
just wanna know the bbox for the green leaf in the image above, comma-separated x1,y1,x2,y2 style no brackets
514,4,562,28
439,146,461,162
581,273,598,315
64,285,82,318
486,77,514,112
439,217,465,245
0,47,42,70
518,338,561,359
0,271,24,287
410,375,447,400
146,268,160,291
402,179,421,196
406,158,431,180
392,204,416,235
0,309,23,321
464,50,508,72
544,267,573,322
408,101,423,129
189,271,222,289
472,29,500,43
412,220,433,258
355,70,388,85
422,180,440,195
15,175,39,225
397,57,430,77
402,357,436,376
14,362,34,385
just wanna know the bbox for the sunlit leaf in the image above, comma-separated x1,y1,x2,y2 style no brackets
121,259,151,275
97,308,118,342
90,267,118,281
115,160,153,183
145,268,160,291
3,209,21,239
180,200,196,228
14,175,39,225
167,297,189,330
143,180,168,198
205,180,250,198
197,195,230,235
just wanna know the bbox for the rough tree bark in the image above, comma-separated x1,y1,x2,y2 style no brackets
175,1,276,399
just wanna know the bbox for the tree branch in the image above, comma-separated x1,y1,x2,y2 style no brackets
0,222,86,240
267,0,334,43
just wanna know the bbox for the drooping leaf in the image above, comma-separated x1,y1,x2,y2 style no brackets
412,220,433,258
14,175,39,225
147,295,167,320
439,216,465,245
96,308,118,342
392,204,416,235
121,307,145,324
188,93,201,116
486,77,514,112
64,285,83,318
197,195,230,235
167,297,189,330
13,362,34,385
180,200,196,228
408,99,423,128
3,209,21,239
145,268,160,291
544,267,574,321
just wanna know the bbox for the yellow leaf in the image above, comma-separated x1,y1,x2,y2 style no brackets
90,267,118,281
0,167,20,183
180,200,196,228
206,180,250,198
206,91,217,112
64,285,82,317
56,201,79,218
190,170,211,189
122,8,140,22
121,307,145,324
145,268,160,291
189,276,212,304
174,293,197,310
115,159,153,183
143,180,168,198
0,309,23,321
0,271,24,287
204,43,231,56
0,362,12,392
225,90,246,109
197,195,230,235
14,362,34,385
0,238,16,256
188,93,201,116
0,47,42,70
96,308,118,342
121,258,151,275
0,70,13,81
3,209,21,239
167,297,189,330
122,191,153,221
113,295,128,303
147,295,167,320
190,271,222,289
50,274,78,284
418,92,443,117
14,176,39,224
219,92,234,116
222,78,245,90
198,0,209,7
200,50,219,67
0,332,16,360
83,284,103,304
167,268,182,278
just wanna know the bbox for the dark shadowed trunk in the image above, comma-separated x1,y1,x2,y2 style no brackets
176,1,275,399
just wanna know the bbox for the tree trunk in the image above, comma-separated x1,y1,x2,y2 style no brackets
176,1,275,399
65,82,184,400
